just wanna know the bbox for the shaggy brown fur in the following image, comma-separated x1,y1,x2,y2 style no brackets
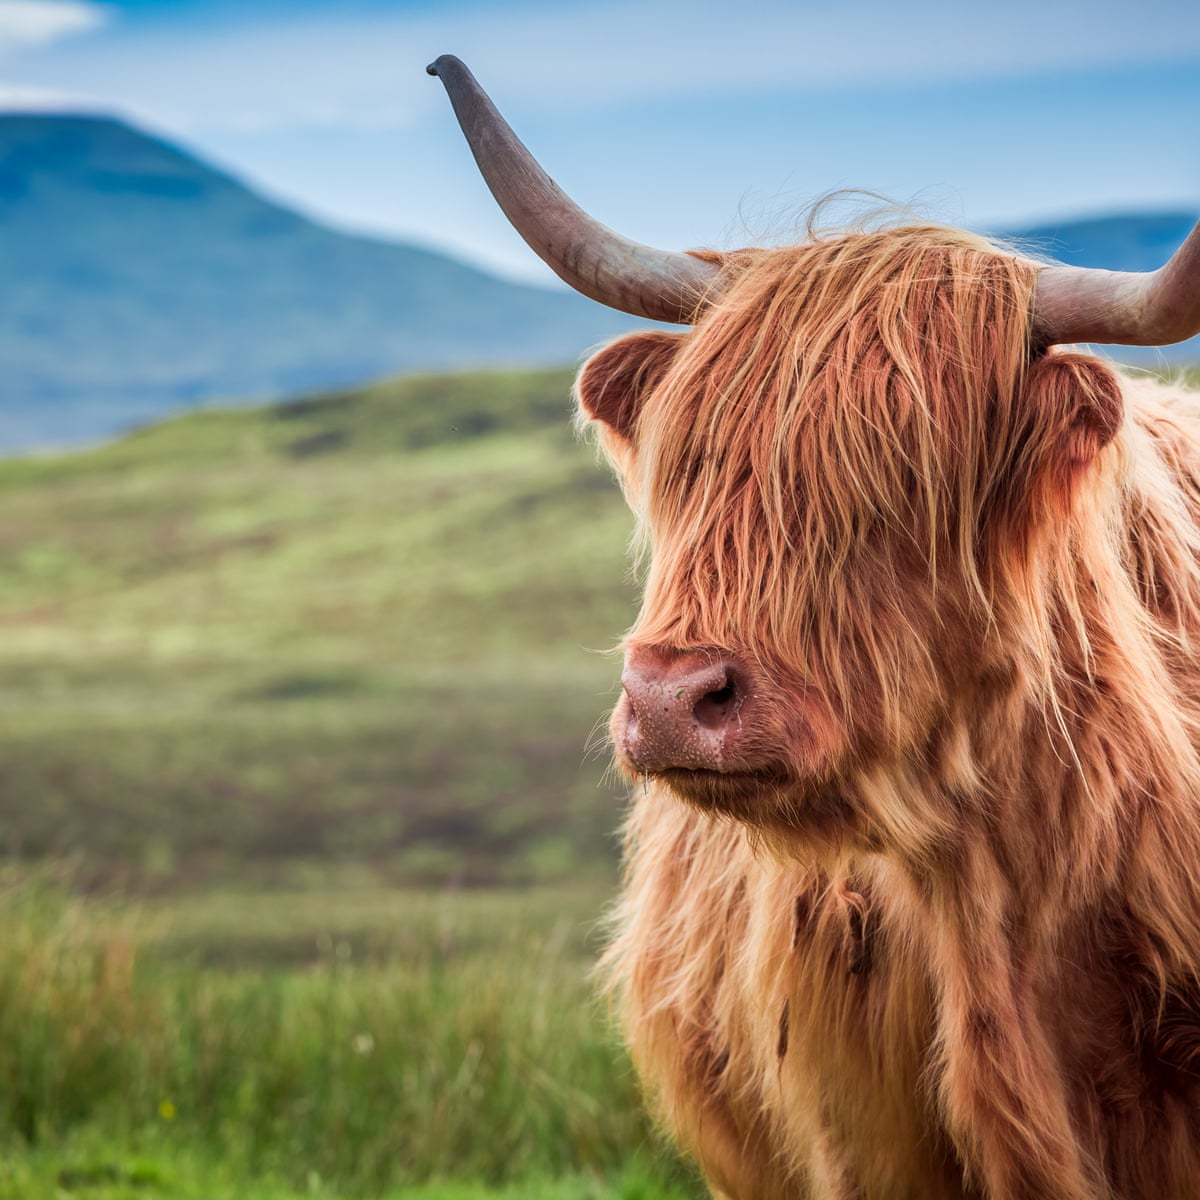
579,226,1200,1199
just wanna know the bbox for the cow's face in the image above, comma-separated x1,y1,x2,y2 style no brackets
578,229,1123,835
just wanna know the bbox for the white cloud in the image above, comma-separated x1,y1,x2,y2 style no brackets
0,0,107,58
0,80,97,108
433,0,1200,103
0,0,1196,138
0,13,425,134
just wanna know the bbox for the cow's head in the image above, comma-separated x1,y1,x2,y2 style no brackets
577,232,1126,830
429,56,1200,836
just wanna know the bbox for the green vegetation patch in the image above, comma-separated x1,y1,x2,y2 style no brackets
0,879,700,1199
0,368,636,888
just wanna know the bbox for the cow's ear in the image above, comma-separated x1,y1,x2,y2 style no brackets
576,330,684,443
1024,351,1124,470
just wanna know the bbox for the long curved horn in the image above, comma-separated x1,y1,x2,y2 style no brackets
1034,220,1200,347
426,55,721,325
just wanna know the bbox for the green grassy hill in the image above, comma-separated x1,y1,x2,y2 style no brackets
0,367,638,889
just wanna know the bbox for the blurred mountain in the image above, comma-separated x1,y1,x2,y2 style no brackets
1011,211,1198,273
0,111,1195,450
0,113,643,450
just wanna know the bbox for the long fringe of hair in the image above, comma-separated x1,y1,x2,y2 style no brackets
594,227,1200,853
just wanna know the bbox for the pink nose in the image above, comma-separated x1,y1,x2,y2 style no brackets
617,648,754,773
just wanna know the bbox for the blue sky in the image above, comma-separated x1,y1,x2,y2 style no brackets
1,0,1198,284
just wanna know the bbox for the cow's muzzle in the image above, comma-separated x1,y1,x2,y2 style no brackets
614,646,760,775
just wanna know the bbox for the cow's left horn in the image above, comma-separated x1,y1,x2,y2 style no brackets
1034,220,1200,347
426,55,721,325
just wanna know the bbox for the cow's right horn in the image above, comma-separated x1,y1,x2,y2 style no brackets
1034,220,1200,348
427,55,722,325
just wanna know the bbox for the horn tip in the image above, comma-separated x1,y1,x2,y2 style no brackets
426,54,463,78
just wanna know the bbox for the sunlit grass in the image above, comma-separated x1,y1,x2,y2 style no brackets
0,878,699,1199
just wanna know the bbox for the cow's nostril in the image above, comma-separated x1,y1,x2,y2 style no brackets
694,678,737,731
618,650,757,773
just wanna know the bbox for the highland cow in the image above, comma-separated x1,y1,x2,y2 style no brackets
430,56,1200,1200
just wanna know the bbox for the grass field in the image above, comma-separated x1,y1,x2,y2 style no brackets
0,368,638,889
0,367,700,1195
0,875,702,1199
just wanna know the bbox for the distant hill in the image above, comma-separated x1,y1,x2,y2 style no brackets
1009,211,1199,274
0,113,644,450
0,111,1195,450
